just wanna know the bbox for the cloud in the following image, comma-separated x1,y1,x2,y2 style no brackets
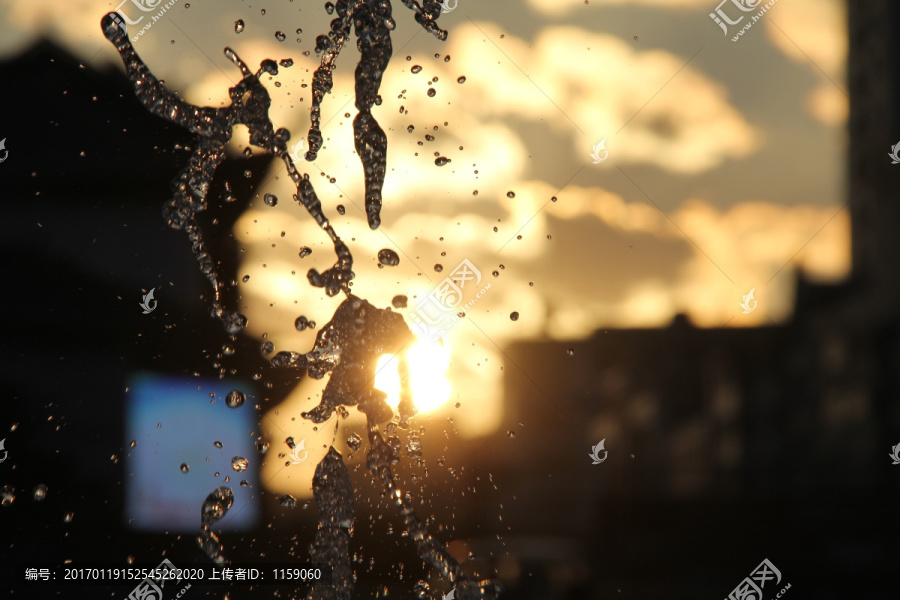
443,22,759,174
764,0,848,125
526,0,710,17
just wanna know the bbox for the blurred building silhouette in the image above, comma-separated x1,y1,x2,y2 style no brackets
494,1,900,598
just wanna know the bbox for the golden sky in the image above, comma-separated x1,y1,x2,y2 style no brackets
0,0,851,488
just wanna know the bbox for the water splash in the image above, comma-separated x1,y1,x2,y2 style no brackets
291,294,417,425
101,12,354,314
308,447,355,600
197,486,234,565
102,3,497,597
304,0,447,229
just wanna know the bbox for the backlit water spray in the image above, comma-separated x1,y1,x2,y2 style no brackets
101,2,499,598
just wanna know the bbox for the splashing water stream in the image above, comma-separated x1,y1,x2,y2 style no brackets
101,2,497,598
198,486,234,566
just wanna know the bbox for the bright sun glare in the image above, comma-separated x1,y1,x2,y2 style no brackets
374,340,452,413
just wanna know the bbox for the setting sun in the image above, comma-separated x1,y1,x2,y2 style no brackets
374,340,452,413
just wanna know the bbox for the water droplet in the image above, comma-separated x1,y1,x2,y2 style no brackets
261,341,274,355
63,512,74,523
551,196,558,202
200,487,233,523
129,440,137,448
280,58,294,68
444,55,451,62
240,480,249,488
241,274,250,283
434,264,443,273
457,76,467,84
223,312,247,335
180,463,190,473
234,19,244,33
1,486,14,506
378,248,400,266
391,295,408,308
434,156,450,166
225,390,245,409
507,430,516,439
407,125,415,133
275,31,286,42
427,88,436,97
411,65,422,74
566,348,575,356
406,434,423,458
280,494,297,508
337,204,346,215
231,456,249,472
264,193,278,206
299,246,312,258
347,432,362,451
31,484,48,502
214,441,223,448
295,315,310,331
492,270,499,277
510,312,519,321
507,191,515,198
